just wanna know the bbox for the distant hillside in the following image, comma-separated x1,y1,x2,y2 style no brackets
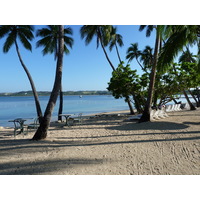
0,90,112,96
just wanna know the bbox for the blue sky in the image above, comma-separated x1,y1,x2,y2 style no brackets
0,25,198,93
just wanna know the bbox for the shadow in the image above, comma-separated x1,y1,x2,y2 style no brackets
0,157,105,175
54,130,200,140
183,122,200,125
106,121,190,131
1,132,199,155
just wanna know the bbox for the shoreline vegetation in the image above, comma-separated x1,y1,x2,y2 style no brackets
0,90,197,97
0,90,112,97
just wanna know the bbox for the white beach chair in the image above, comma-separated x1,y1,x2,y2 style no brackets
176,104,182,111
184,102,190,110
166,105,172,112
151,110,160,120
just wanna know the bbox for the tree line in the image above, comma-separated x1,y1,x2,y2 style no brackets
0,25,199,140
0,90,112,96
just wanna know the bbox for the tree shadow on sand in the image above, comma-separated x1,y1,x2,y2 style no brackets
106,121,190,131
0,157,104,175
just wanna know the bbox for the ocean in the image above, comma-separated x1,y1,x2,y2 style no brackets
0,94,191,127
0,95,129,127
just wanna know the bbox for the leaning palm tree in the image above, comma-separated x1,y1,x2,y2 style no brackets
158,25,200,110
126,43,143,69
140,45,154,70
138,25,161,123
32,25,64,140
80,25,135,114
0,25,43,120
80,25,116,71
36,25,74,121
157,25,200,72
108,26,124,63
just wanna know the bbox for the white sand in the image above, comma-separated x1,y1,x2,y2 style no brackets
0,109,199,175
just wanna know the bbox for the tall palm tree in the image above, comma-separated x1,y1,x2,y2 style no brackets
140,45,154,70
138,25,161,122
36,25,74,121
32,25,64,140
126,43,144,70
157,25,200,72
179,48,196,63
0,25,43,120
80,25,116,71
80,25,135,114
108,26,124,63
158,25,200,110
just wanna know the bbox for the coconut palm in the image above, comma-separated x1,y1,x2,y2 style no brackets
0,25,43,120
140,45,154,70
108,26,124,63
138,25,161,123
157,25,200,72
126,43,144,70
80,25,116,71
158,25,200,110
80,25,135,114
32,25,64,140
179,48,196,63
36,25,74,121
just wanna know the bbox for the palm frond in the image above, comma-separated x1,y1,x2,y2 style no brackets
157,26,198,73
18,32,32,51
3,32,15,53
0,25,11,39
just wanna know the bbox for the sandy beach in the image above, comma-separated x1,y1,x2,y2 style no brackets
0,108,199,175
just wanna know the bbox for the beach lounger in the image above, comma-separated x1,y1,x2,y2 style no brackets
166,105,172,112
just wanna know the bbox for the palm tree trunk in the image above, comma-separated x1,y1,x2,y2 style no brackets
115,44,122,63
14,41,43,121
136,57,146,71
97,27,116,71
97,27,134,114
139,29,160,123
32,25,64,140
183,90,196,110
58,85,63,121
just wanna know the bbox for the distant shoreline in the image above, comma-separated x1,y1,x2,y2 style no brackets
0,90,112,97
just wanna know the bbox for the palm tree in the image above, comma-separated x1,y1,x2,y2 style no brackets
158,25,200,110
179,48,196,63
80,25,116,71
36,25,74,121
108,26,124,63
140,45,154,70
126,43,144,70
138,25,161,122
0,25,43,120
157,25,200,72
32,25,64,140
80,25,135,114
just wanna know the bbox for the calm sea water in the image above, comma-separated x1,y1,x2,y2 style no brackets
0,95,190,127
0,95,129,127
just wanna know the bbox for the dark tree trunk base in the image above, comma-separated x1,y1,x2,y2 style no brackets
138,111,150,123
